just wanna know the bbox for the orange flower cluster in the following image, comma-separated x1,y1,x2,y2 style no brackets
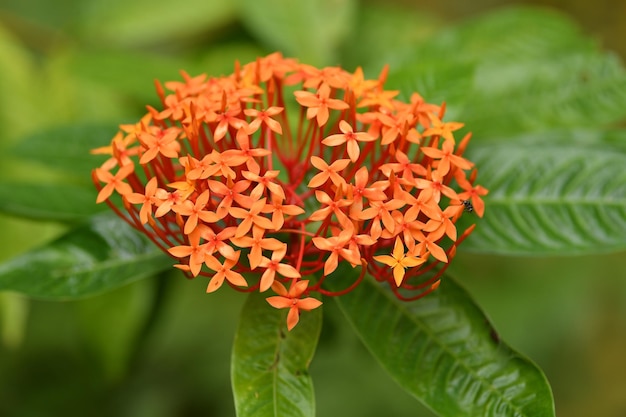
92,53,487,330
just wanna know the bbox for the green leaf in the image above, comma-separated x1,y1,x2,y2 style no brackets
232,291,322,417
78,0,237,45
10,123,116,178
327,265,555,417
238,0,356,66
0,213,172,299
386,7,626,138
463,132,626,255
0,182,105,222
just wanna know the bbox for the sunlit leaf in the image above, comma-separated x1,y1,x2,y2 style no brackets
0,213,171,299
0,25,38,140
232,291,322,417
327,265,555,417
238,0,356,66
462,132,626,255
78,0,237,45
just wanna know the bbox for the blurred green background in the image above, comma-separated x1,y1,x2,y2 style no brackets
0,0,625,416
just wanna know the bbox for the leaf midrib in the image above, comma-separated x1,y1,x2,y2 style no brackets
360,282,530,417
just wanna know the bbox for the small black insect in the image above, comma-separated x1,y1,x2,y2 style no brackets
462,199,474,213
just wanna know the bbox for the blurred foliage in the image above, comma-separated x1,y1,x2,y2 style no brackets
0,0,625,416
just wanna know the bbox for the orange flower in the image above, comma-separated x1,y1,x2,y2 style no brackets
455,170,488,218
92,53,487,329
168,226,210,276
138,128,181,164
95,164,134,203
312,229,360,275
294,83,349,126
245,106,284,135
420,138,474,175
307,157,350,188
173,190,220,234
124,177,160,224
231,226,285,269
374,237,425,286
266,280,322,331
204,252,248,293
257,246,301,292
229,198,276,238
423,113,464,142
379,150,427,183
309,190,352,226
322,120,376,162
264,196,305,230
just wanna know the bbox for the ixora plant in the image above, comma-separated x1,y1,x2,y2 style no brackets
3,5,626,416
88,52,552,416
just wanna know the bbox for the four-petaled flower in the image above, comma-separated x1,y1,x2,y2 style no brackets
266,280,323,331
322,120,376,162
373,237,426,286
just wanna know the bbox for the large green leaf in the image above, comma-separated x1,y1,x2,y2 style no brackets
327,265,555,417
462,132,626,255
385,7,626,138
237,0,356,66
0,213,171,299
231,291,322,417
0,182,105,222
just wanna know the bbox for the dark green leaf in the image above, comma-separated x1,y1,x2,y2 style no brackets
463,133,626,255
10,123,116,178
232,291,322,417
238,0,356,66
0,181,105,222
327,265,555,417
386,7,626,138
0,213,172,299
